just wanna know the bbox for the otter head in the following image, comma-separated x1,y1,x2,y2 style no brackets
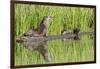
42,16,52,26
73,28,80,40
43,16,52,23
44,16,52,21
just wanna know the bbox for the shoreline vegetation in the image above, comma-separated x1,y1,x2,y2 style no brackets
15,4,94,65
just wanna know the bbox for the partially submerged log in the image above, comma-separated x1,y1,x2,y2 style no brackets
16,32,94,44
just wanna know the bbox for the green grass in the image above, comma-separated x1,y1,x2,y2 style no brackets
14,4,95,65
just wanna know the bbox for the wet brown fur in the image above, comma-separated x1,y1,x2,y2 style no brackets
23,16,52,62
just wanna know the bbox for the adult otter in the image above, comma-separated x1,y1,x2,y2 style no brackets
23,16,52,62
24,16,52,37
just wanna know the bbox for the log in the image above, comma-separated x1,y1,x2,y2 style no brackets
16,32,93,50
16,32,94,43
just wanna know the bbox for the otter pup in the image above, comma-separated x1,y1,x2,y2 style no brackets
61,28,72,41
23,16,52,62
61,28,80,40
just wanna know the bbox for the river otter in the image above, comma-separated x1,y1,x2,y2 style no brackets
61,28,80,40
24,16,52,37
61,28,72,41
23,16,52,62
